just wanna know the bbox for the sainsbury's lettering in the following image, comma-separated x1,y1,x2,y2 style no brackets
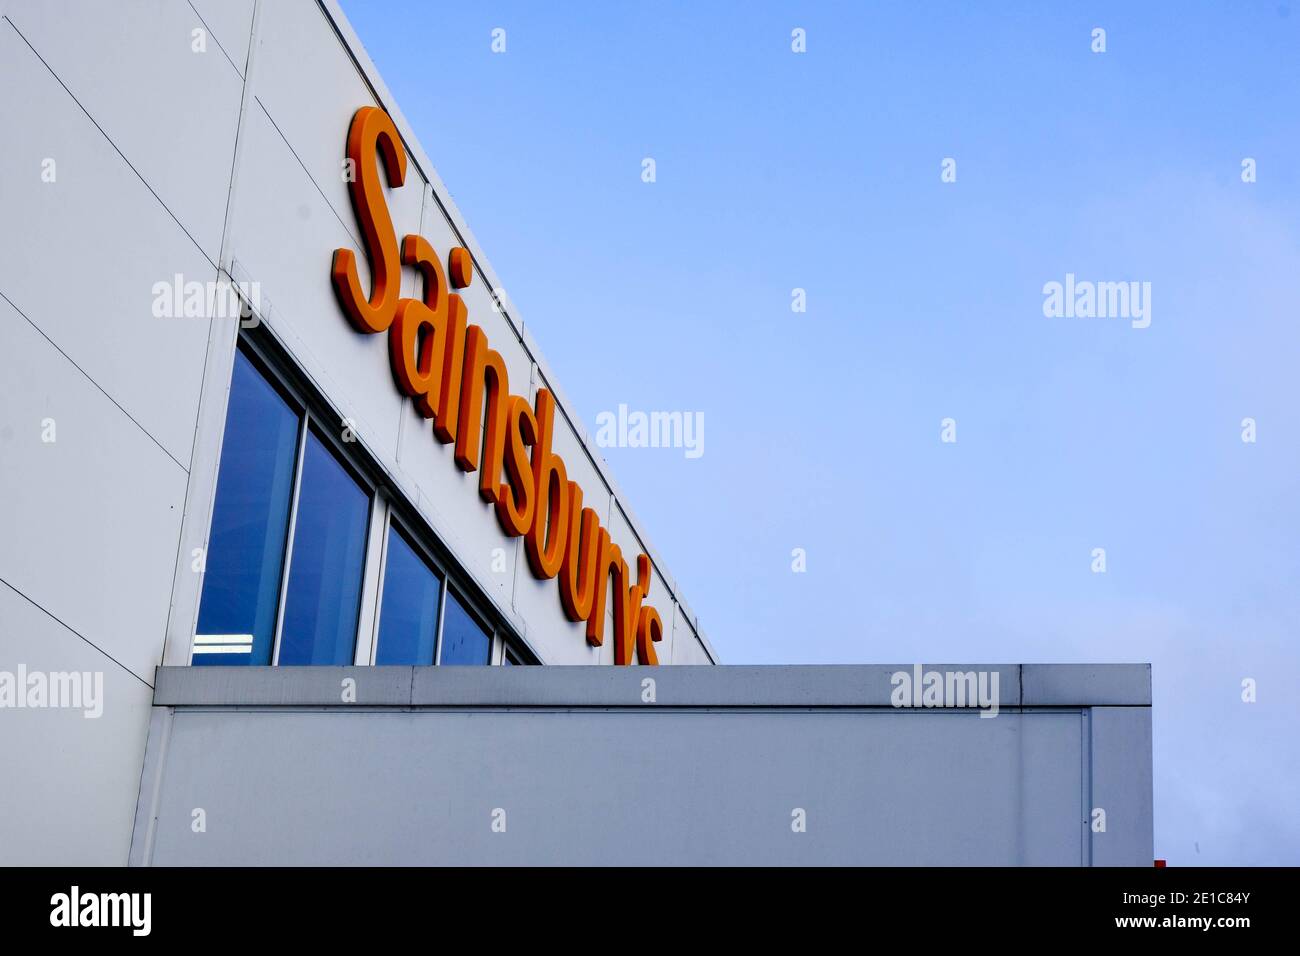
331,106,662,664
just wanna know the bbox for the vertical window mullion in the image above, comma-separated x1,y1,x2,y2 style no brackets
357,501,392,666
270,412,310,666
432,576,449,665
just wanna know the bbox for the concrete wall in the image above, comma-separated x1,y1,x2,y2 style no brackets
0,0,711,866
130,665,1154,866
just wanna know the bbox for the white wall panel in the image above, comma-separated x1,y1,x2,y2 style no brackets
1090,707,1156,865
5,0,244,263
671,603,711,664
191,0,255,75
0,585,153,865
227,101,412,465
1021,711,1087,865
0,296,188,684
0,21,213,466
135,697,1095,865
160,315,240,668
253,0,422,255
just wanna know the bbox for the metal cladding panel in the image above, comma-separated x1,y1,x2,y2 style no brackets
139,706,1083,866
0,298,189,684
133,665,1150,866
160,663,1033,708
0,19,215,466
671,602,711,664
190,0,256,76
252,0,399,249
1090,707,1156,866
1023,664,1153,706
0,584,154,866
4,0,245,264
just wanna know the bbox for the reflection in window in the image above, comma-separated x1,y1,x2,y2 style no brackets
193,339,529,670
277,431,370,665
375,526,442,665
439,588,491,665
193,351,298,666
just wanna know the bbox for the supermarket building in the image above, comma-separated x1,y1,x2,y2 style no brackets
0,0,1152,866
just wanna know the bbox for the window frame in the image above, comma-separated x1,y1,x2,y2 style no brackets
271,421,376,666
366,511,447,667
436,580,496,666
191,344,302,665
198,330,528,667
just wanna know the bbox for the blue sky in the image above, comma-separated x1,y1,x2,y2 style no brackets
339,0,1300,865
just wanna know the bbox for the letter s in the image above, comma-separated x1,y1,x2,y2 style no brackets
332,106,407,334
496,395,538,537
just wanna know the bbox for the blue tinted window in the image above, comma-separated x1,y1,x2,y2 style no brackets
276,432,370,665
375,526,442,665
439,589,492,665
194,351,299,666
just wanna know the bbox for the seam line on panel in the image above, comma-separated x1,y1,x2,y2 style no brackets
0,576,154,690
3,16,216,270
215,0,263,272
185,0,244,77
156,268,226,669
0,288,189,473
160,0,266,668
252,94,365,252
1083,707,1093,866
137,706,175,867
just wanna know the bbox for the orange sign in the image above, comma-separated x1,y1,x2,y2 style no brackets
332,106,663,665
